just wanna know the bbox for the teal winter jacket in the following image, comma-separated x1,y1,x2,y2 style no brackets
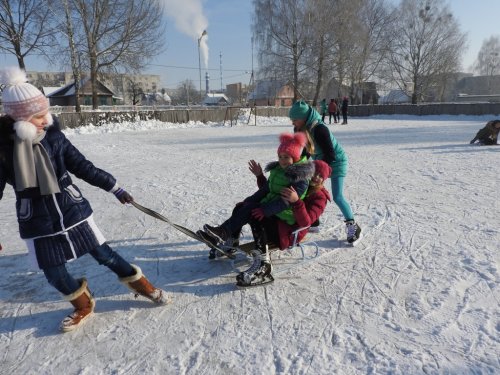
303,106,348,177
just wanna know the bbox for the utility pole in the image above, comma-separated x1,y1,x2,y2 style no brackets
220,51,223,92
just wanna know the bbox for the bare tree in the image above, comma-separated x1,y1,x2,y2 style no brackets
59,0,82,112
171,80,196,106
69,0,166,109
328,0,361,99
252,0,395,105
303,0,337,106
384,0,465,104
344,0,393,104
0,0,55,70
474,36,500,76
253,0,309,102
126,77,144,106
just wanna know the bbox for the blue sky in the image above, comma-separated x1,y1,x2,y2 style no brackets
154,0,255,89
451,0,500,68
1,0,499,90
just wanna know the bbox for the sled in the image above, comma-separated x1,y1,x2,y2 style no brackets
131,201,236,258
220,226,321,277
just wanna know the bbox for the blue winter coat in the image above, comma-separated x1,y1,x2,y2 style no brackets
0,116,116,240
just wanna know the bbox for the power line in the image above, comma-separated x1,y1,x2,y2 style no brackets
146,63,250,72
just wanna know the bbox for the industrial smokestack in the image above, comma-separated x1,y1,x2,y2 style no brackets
205,71,210,94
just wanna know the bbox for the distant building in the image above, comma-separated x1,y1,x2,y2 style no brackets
247,80,298,106
46,78,120,106
104,73,160,105
323,78,350,102
379,90,411,104
25,71,160,105
354,82,379,105
203,93,230,106
42,87,63,97
142,92,172,106
26,71,74,88
226,82,249,105
453,75,500,102
322,78,379,104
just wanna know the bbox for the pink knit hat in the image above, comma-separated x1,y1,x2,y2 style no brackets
0,66,49,121
277,132,307,162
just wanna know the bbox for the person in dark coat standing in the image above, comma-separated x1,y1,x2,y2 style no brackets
0,66,170,333
341,96,349,124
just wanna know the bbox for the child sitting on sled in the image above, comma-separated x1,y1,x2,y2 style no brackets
198,133,324,286
230,159,332,286
470,120,500,145
248,158,331,248
199,133,331,286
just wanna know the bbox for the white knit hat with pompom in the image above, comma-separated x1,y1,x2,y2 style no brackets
0,66,49,121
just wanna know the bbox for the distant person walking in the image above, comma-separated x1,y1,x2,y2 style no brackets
319,98,327,123
328,99,338,124
341,96,349,124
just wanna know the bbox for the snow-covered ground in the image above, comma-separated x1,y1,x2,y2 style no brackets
0,112,499,375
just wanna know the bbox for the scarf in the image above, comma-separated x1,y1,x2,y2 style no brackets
13,128,60,195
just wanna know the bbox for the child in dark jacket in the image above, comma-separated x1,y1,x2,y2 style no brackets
0,67,170,333
198,133,314,285
470,120,500,145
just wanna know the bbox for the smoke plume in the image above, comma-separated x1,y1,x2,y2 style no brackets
162,0,209,68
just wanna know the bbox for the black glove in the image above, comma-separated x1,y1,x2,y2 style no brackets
113,187,134,204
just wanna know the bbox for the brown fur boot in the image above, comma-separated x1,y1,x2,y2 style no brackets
60,278,95,332
119,264,171,305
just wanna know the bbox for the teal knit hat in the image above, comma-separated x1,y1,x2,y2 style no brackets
289,100,310,120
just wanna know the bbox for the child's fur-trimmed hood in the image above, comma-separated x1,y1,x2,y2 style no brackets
264,160,314,183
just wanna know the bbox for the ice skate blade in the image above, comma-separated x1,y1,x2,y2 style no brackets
349,232,363,247
236,275,275,288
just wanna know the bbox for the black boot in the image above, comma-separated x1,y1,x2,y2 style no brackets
236,221,273,286
202,224,229,245
208,230,240,259
345,220,362,244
